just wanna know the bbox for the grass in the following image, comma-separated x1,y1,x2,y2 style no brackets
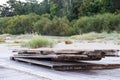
71,32,120,42
1,32,120,46
71,32,104,40
22,36,54,48
16,34,35,39
0,34,12,38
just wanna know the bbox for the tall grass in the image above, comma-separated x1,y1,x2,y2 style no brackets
71,32,120,41
0,34,12,38
23,36,54,48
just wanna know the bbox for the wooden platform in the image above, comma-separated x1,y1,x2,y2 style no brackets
11,57,120,71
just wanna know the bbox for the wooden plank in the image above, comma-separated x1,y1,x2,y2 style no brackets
16,49,119,57
13,54,88,58
11,58,120,71
12,54,102,61
54,64,120,71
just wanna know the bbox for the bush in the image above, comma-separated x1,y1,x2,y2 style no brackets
23,36,53,48
34,16,73,36
7,13,40,34
52,17,72,36
33,17,52,35
73,13,120,33
0,13,120,36
0,17,11,34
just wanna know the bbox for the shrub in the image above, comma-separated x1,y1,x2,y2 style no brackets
73,13,120,33
23,36,53,48
33,17,52,35
7,13,40,34
52,17,72,36
0,17,11,34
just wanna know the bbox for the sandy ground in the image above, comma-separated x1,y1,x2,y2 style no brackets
0,66,47,80
0,43,120,80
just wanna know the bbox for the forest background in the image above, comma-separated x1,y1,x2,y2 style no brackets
0,0,120,36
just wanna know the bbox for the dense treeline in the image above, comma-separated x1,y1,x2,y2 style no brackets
0,0,120,18
0,13,120,36
0,0,120,36
0,13,73,36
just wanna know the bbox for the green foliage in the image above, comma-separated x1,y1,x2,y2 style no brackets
52,17,72,36
0,0,119,20
33,16,73,36
74,13,120,34
0,0,51,17
79,0,114,17
50,3,60,17
0,13,120,36
33,17,52,35
0,13,74,36
23,36,53,48
7,13,40,34
68,0,81,20
0,17,11,34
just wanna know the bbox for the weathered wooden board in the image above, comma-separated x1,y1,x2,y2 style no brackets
16,50,119,58
13,49,119,57
12,54,102,61
12,48,119,62
11,57,120,71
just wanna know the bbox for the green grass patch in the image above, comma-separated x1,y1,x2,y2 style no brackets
0,34,12,38
23,36,54,48
71,32,104,40
71,32,120,41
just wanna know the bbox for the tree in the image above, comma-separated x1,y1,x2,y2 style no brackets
0,4,11,17
52,17,72,36
33,17,52,35
78,0,114,17
67,0,82,20
50,0,72,18
50,3,59,17
36,0,50,15
0,17,10,34
7,13,40,34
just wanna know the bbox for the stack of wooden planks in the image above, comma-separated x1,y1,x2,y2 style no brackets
11,48,120,70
